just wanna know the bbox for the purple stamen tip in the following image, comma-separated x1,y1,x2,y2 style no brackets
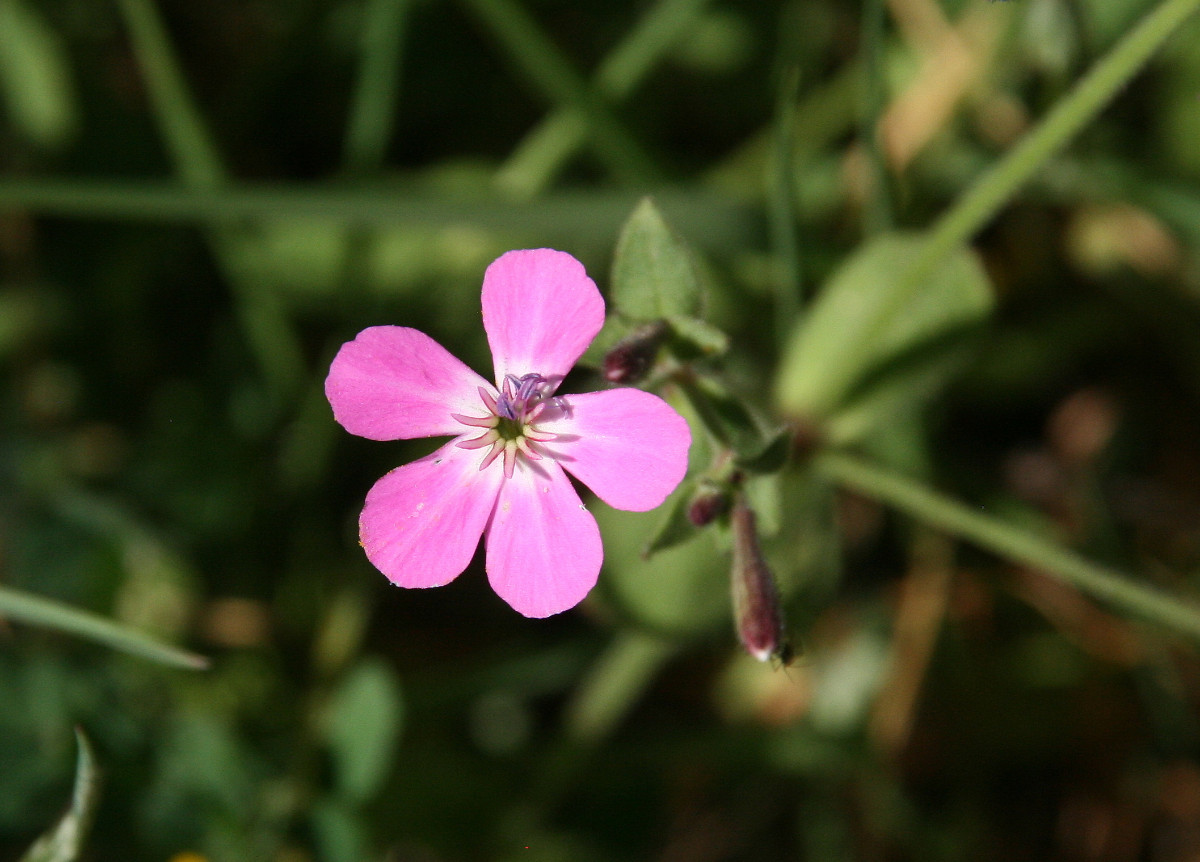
496,372,553,422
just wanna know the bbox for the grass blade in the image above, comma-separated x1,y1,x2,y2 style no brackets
0,585,209,670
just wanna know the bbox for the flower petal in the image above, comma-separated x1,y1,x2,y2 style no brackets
482,249,605,386
485,460,602,618
539,388,691,512
327,326,495,441
359,440,503,588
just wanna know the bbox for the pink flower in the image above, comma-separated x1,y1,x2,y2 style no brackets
326,249,692,618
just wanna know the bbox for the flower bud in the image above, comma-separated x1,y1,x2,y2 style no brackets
730,498,792,664
687,488,730,526
602,321,669,384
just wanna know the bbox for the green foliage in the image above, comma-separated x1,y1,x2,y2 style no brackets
663,314,730,360
610,197,703,320
596,499,730,635
323,657,404,803
2,0,1200,858
0,0,76,149
776,233,993,444
20,730,100,862
679,375,767,457
640,478,701,558
0,587,207,670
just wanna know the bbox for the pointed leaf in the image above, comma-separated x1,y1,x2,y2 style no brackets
611,197,702,320
20,729,102,862
827,318,988,445
734,428,793,474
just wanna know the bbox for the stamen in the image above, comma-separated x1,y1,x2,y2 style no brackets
496,384,519,420
513,374,542,405
496,372,555,422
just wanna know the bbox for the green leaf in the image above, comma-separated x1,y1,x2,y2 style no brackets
665,314,730,360
611,197,702,320
826,318,988,445
596,503,729,636
679,376,764,457
0,585,208,670
115,0,225,187
0,0,77,149
734,428,793,474
311,799,368,862
20,729,101,862
325,657,404,803
642,479,701,558
341,0,411,174
775,232,993,439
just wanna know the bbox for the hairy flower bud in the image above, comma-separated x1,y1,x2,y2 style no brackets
687,488,730,526
730,498,792,664
602,321,670,384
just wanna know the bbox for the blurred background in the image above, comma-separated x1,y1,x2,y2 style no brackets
4,0,1200,859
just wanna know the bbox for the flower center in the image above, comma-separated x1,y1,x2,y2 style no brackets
494,414,526,441
451,373,562,478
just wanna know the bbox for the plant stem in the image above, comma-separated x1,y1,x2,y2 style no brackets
815,452,1200,641
861,0,893,236
913,0,1200,277
869,0,1200,345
